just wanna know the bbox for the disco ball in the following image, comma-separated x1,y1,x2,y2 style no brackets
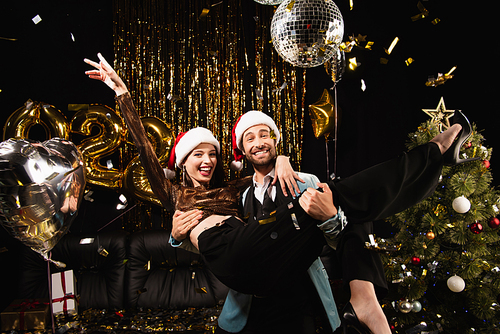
271,0,344,68
254,0,284,4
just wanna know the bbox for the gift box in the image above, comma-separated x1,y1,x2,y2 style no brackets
51,270,78,316
1,299,51,331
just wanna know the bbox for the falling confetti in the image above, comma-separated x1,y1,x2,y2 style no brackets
32,15,42,24
385,37,399,55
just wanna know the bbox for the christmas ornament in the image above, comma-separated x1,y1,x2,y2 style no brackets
452,196,471,213
428,261,439,273
480,146,489,159
482,160,491,168
426,231,435,240
488,217,500,229
270,0,344,68
411,256,421,265
469,222,483,234
308,89,337,139
397,300,413,313
447,275,465,292
422,97,455,131
411,300,422,312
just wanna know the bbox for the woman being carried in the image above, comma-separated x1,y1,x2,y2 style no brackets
84,54,327,296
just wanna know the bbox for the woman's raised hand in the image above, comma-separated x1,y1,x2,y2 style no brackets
274,155,304,197
84,53,128,96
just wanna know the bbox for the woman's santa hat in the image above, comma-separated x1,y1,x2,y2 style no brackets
165,127,220,178
231,110,281,171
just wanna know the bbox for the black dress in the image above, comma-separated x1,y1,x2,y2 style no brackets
198,143,443,296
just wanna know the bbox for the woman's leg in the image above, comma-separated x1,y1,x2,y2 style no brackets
330,142,443,223
197,198,326,296
189,214,232,250
349,280,391,334
330,124,462,223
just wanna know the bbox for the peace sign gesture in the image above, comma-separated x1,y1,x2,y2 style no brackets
84,53,128,96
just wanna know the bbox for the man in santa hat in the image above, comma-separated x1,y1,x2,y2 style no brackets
217,111,345,333
218,108,462,334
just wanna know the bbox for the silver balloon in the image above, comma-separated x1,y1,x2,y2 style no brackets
271,0,344,68
324,47,345,84
254,0,284,4
0,138,86,266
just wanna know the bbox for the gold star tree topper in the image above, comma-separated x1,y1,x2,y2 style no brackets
422,97,455,131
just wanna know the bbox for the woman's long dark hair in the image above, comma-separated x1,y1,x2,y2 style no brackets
181,150,225,189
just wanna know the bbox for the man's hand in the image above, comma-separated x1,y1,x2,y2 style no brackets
299,182,337,221
171,209,203,242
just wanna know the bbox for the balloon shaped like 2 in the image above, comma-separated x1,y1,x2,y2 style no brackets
71,105,126,189
0,137,86,266
123,117,174,206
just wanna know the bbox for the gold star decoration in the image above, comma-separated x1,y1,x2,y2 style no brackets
422,97,455,131
308,89,337,139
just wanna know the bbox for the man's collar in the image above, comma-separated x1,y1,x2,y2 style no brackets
252,168,275,187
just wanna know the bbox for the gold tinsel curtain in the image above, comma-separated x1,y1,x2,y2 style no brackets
112,0,306,177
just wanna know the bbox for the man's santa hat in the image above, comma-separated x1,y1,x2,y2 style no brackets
165,127,220,178
231,110,281,171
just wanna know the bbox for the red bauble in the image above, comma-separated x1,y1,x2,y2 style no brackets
464,141,472,148
488,217,500,229
470,222,483,234
482,160,491,168
411,256,421,265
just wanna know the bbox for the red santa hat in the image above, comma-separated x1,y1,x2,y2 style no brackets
166,127,220,178
230,110,281,171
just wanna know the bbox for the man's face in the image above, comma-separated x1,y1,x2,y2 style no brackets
241,124,277,167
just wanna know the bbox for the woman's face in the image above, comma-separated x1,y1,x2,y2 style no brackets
182,143,218,187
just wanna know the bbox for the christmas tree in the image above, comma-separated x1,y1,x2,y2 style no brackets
376,101,500,333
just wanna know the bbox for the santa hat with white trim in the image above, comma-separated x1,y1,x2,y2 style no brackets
231,110,281,171
166,127,220,178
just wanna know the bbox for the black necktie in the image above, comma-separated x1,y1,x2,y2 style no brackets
261,179,275,216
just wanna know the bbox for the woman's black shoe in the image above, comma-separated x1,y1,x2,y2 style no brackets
442,110,480,166
342,302,370,334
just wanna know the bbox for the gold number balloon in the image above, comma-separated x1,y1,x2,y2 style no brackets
70,105,126,189
123,117,174,206
3,100,70,141
308,89,339,139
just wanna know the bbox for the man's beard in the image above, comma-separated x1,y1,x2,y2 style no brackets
245,145,277,168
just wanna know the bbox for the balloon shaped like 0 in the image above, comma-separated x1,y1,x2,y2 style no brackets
123,117,174,206
0,137,86,266
3,100,70,141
